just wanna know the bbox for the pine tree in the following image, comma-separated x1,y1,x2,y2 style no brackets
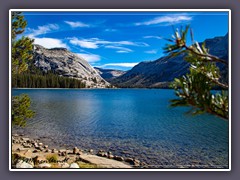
163,26,228,120
12,94,35,127
12,12,35,127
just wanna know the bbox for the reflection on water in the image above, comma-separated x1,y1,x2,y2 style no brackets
12,89,229,168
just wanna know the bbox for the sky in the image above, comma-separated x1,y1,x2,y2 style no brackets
21,11,229,71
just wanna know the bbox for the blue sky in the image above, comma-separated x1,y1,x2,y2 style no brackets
22,11,229,70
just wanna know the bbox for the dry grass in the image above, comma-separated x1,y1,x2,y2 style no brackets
77,161,99,168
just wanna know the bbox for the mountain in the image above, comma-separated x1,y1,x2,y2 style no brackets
94,67,126,82
32,44,110,88
111,34,229,88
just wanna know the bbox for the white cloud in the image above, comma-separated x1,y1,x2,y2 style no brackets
143,36,163,40
64,21,90,28
34,37,69,49
104,45,133,53
69,38,98,49
27,24,59,38
145,50,158,54
99,63,139,68
76,53,101,63
105,28,117,32
68,37,148,50
135,15,192,26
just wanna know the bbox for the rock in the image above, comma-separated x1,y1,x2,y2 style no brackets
114,156,124,161
108,154,114,159
32,149,39,153
133,159,141,166
45,149,50,153
89,149,94,153
76,152,82,156
16,160,33,168
44,145,48,149
36,146,44,151
38,143,43,146
23,143,32,148
97,151,105,157
21,137,30,142
61,162,70,168
33,44,110,88
69,163,79,168
38,163,51,168
34,143,39,148
73,147,79,154
52,149,58,153
125,158,134,165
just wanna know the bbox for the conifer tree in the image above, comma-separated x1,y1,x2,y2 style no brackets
164,26,228,119
11,12,35,127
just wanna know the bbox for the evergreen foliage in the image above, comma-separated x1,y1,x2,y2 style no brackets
12,94,35,127
12,70,86,88
164,26,228,119
12,12,34,75
11,12,35,127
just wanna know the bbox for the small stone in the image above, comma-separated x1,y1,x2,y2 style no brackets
36,146,44,151
61,162,70,168
34,143,39,148
125,158,134,165
21,137,30,142
58,150,67,156
23,143,32,148
69,163,79,168
44,145,48,149
16,160,33,168
73,147,79,154
52,149,58,153
38,143,43,146
89,149,94,153
108,154,114,159
32,149,38,153
45,149,50,153
76,152,82,155
133,159,140,166
114,156,124,161
38,163,51,168
97,151,104,157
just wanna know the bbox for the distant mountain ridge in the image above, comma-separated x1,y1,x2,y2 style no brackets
110,34,229,88
94,67,126,82
32,44,110,88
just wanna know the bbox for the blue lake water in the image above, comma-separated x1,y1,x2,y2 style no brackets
12,89,229,168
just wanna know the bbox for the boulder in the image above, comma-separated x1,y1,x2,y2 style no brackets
114,156,124,161
38,163,51,168
16,160,33,168
61,162,70,168
69,163,79,168
125,158,134,165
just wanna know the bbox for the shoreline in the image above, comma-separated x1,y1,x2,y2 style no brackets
11,134,141,169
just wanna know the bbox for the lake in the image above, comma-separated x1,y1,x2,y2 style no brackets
12,89,229,168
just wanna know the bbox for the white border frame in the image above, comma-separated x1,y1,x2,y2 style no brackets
9,9,231,172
